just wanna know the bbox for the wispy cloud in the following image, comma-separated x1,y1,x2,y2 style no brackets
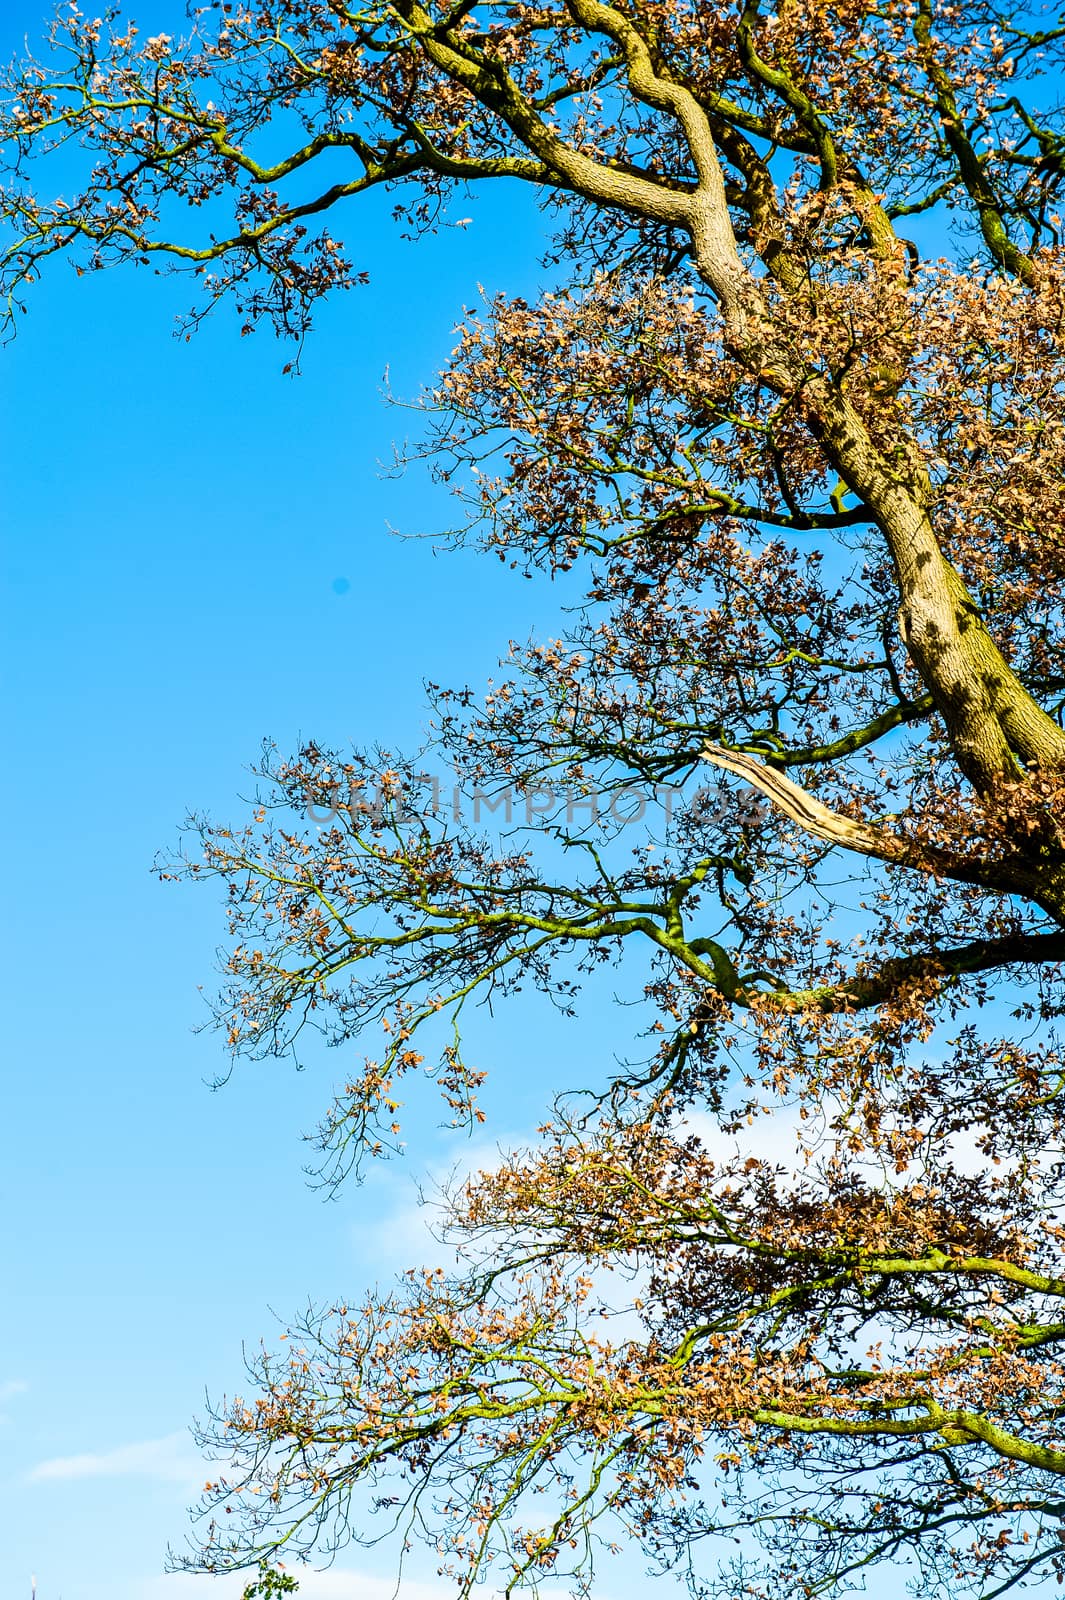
28,1430,201,1485
349,1132,532,1273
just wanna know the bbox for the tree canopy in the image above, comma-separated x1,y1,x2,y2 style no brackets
7,0,1065,1593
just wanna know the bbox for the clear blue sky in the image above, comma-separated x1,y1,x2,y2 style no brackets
0,5,952,1598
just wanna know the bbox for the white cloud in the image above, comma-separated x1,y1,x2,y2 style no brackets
349,1133,531,1274
349,1178,452,1272
682,1090,1012,1189
28,1429,202,1486
680,1105,813,1175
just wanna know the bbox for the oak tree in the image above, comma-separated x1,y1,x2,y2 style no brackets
7,0,1065,1593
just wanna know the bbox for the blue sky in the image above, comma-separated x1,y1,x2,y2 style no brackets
0,3,605,1592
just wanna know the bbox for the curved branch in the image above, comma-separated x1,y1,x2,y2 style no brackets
702,741,1059,912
